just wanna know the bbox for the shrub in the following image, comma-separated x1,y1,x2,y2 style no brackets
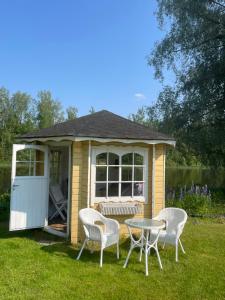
0,192,10,209
166,194,211,216
210,188,225,204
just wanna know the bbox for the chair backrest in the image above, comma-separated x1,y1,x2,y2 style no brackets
50,184,64,203
157,207,187,236
79,208,103,225
79,208,105,240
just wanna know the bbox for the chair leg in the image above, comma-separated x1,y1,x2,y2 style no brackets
77,239,87,260
179,239,186,254
175,241,178,262
100,247,104,267
162,239,166,249
139,247,143,262
116,242,119,259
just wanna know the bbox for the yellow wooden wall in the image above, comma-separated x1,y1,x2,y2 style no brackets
70,141,166,244
153,144,166,216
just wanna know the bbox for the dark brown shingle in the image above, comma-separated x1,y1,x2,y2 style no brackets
20,110,174,141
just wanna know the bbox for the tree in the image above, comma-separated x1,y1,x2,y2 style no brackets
149,0,225,166
66,106,78,120
0,88,36,161
89,106,96,114
36,91,64,128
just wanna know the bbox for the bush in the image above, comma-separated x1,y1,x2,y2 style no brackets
211,188,225,204
167,194,211,215
0,193,10,209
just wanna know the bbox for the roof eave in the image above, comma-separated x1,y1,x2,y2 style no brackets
17,135,176,146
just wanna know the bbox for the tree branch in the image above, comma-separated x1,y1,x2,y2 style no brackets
172,34,225,53
211,0,225,9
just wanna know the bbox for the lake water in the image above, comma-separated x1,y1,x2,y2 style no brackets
1,165,225,195
166,168,225,190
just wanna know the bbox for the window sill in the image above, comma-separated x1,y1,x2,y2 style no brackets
92,197,146,204
99,201,143,215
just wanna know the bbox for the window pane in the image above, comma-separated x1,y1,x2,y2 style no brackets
96,167,107,181
134,183,144,196
134,153,143,165
134,167,143,181
122,167,132,181
96,183,106,197
108,183,119,196
122,153,133,165
35,162,44,176
50,150,61,183
16,149,44,162
16,162,34,176
108,167,119,181
96,153,107,165
16,161,44,176
108,153,119,165
121,183,132,196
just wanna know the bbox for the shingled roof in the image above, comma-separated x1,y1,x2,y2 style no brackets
20,110,174,141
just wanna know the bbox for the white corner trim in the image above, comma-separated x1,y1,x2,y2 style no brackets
152,144,155,217
163,146,166,209
87,140,91,208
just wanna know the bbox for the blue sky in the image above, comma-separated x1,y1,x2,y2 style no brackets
0,0,170,117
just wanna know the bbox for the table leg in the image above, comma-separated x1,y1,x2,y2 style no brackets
123,226,144,268
123,243,134,268
145,230,149,276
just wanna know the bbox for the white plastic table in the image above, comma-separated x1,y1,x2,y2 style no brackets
123,218,165,276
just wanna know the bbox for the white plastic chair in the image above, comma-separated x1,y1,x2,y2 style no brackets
76,208,120,267
49,184,67,221
151,208,188,262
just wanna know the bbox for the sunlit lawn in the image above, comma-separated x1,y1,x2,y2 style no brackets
0,217,225,300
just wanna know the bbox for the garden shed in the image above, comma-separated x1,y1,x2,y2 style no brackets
9,110,175,243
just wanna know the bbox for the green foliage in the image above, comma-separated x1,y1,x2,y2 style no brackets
89,106,96,114
211,188,225,204
167,194,211,215
0,193,10,221
36,91,65,128
0,192,10,209
146,0,225,167
0,87,80,161
66,106,78,120
0,87,36,161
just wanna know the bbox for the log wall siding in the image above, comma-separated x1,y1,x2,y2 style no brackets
70,142,165,244
153,144,166,216
70,141,89,244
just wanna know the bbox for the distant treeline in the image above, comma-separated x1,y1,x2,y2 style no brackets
0,87,96,161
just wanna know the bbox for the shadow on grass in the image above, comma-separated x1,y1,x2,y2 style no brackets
40,238,131,266
0,220,64,243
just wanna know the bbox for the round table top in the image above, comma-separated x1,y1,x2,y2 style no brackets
125,218,165,230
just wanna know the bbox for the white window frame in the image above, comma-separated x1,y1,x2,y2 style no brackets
91,146,148,204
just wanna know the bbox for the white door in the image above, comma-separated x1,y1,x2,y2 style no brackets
10,144,49,231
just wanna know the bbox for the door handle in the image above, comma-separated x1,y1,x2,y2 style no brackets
13,184,20,188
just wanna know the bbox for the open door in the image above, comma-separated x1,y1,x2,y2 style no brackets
10,144,49,231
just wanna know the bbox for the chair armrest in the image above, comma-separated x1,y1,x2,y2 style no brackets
83,222,104,241
102,217,120,234
153,216,167,229
176,221,186,237
152,215,160,221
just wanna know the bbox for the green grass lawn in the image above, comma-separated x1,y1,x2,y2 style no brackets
0,218,225,300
